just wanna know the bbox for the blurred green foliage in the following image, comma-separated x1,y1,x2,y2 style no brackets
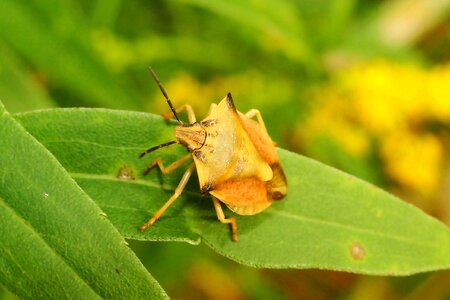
1,0,450,298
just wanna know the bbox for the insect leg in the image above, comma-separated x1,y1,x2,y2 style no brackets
139,163,195,231
207,103,217,115
143,153,191,175
211,196,238,242
244,109,277,145
245,109,267,132
162,104,197,123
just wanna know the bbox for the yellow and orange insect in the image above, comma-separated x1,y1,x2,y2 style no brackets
139,68,287,241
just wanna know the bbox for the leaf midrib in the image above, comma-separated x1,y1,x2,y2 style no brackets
71,172,199,196
44,139,146,151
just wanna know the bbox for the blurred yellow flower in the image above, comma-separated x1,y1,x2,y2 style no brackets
150,73,225,118
299,60,450,196
341,62,432,134
151,73,208,116
149,71,292,119
427,64,450,121
381,132,442,195
301,91,370,156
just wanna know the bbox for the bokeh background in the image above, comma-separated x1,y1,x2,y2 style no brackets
1,0,450,299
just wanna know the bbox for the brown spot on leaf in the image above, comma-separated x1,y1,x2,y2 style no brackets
349,242,366,260
116,165,135,180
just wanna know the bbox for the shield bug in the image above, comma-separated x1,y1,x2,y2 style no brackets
139,67,287,241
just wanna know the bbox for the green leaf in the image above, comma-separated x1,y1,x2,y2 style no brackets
15,108,450,276
0,0,140,109
17,108,201,244
0,103,167,298
0,46,56,113
174,0,313,65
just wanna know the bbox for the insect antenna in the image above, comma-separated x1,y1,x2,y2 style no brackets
139,140,177,158
148,66,182,124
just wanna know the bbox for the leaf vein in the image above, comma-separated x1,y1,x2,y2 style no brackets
0,196,100,297
44,139,145,152
268,209,438,248
71,172,201,197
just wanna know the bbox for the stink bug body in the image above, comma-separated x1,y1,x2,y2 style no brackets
139,68,287,241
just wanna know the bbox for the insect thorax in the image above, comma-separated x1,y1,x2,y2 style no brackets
175,122,207,152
